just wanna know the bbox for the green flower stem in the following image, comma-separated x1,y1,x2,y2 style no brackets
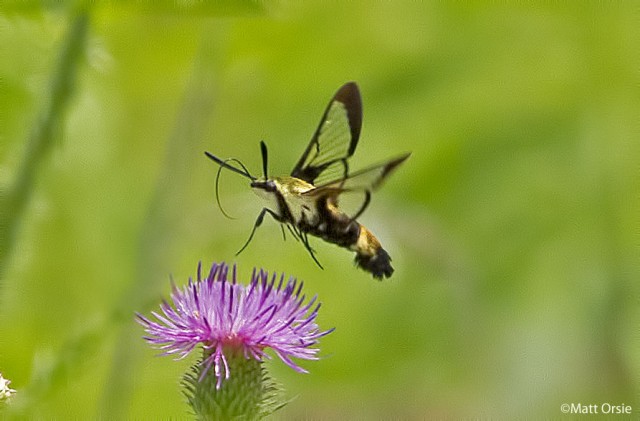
0,6,89,279
184,348,264,420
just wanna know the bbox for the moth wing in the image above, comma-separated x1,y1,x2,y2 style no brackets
301,153,409,219
304,153,410,197
290,82,362,186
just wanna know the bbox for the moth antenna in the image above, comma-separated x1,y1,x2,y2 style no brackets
205,151,256,180
260,140,269,179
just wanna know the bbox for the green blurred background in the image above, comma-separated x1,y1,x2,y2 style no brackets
1,2,638,418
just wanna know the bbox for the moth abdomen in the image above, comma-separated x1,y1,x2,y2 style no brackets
354,246,393,280
351,225,393,279
298,207,393,279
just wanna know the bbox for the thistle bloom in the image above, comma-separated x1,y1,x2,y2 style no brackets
137,262,333,389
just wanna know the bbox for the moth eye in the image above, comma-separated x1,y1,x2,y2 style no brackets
251,180,277,192
264,181,277,192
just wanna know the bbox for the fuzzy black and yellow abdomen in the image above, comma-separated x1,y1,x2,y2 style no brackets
351,225,393,279
299,212,394,279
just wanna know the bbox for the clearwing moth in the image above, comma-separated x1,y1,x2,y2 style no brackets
205,82,410,279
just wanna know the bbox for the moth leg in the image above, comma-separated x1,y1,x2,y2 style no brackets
236,208,279,255
300,231,324,269
286,224,302,242
349,190,371,222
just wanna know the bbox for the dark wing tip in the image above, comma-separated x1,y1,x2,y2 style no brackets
334,82,362,153
392,152,411,166
389,152,411,170
370,152,411,190
290,82,364,183
336,81,359,97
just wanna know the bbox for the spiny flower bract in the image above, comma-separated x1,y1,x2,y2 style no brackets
137,262,333,388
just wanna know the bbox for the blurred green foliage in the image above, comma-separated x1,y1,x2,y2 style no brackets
1,2,638,418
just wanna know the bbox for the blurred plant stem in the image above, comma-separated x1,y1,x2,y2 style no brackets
0,6,91,414
0,6,89,281
97,32,219,418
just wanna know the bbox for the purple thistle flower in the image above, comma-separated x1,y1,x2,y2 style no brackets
137,262,333,389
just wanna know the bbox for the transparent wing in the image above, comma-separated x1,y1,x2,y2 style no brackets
290,82,362,186
303,153,410,197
